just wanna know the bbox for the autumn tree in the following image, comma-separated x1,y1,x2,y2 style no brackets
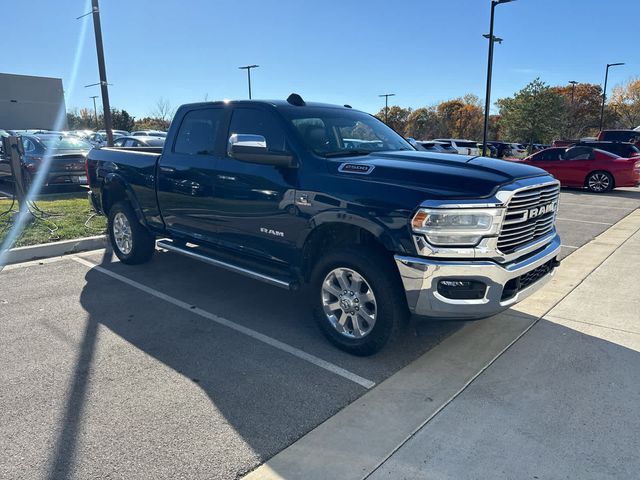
374,106,412,133
110,109,135,132
497,78,563,144
66,108,96,130
133,117,171,131
488,114,502,140
404,107,438,139
551,83,603,138
609,77,640,129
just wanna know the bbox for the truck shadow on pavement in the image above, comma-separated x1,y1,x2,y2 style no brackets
47,248,463,479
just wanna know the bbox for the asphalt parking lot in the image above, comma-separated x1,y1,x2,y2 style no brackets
1,187,639,480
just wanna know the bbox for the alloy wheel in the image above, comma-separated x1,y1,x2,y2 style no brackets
321,267,377,338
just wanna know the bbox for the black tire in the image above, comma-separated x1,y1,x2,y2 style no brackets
309,245,408,356
107,201,155,264
586,171,613,193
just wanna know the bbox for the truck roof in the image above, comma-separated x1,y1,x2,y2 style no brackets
178,94,356,112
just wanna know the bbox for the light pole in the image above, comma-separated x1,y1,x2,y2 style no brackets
567,80,578,139
90,0,114,146
599,62,624,131
378,93,395,124
482,0,514,157
90,95,99,130
568,80,578,105
239,65,259,99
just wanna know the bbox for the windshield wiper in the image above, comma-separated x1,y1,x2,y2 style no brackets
323,150,373,158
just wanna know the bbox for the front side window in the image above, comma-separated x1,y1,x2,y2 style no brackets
228,108,288,153
174,108,223,155
285,108,412,157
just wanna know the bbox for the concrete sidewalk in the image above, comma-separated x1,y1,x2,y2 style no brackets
368,225,640,479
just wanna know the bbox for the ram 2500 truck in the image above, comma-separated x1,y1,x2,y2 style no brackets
86,94,561,355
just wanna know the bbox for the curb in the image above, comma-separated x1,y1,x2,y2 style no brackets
3,235,106,265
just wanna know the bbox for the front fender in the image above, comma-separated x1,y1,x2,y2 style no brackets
301,210,410,254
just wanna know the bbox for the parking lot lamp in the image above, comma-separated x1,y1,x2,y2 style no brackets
568,80,578,105
482,0,515,157
378,93,395,124
90,0,114,146
239,65,259,99
90,95,99,129
599,63,624,131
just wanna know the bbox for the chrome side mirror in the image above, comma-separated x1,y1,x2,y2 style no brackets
228,133,297,168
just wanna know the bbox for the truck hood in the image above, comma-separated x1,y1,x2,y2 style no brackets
329,151,549,198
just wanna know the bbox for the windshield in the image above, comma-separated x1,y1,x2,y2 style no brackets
37,135,93,150
283,108,413,157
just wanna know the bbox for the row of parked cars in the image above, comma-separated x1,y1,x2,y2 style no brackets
411,138,544,159
0,128,167,187
2,122,639,194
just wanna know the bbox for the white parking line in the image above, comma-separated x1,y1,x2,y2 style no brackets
561,245,580,250
556,217,613,226
71,255,376,390
559,202,631,210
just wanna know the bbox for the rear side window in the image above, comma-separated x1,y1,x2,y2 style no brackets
228,109,287,152
174,108,223,155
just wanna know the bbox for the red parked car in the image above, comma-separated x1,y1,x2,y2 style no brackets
515,146,640,193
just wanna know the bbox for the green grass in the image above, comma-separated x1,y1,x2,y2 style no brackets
0,192,106,248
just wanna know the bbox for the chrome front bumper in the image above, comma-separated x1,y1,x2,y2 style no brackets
395,234,561,319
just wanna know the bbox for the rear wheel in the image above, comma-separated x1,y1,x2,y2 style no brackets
310,246,407,356
586,171,613,193
108,201,155,264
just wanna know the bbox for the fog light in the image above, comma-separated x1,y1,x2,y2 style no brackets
437,279,487,300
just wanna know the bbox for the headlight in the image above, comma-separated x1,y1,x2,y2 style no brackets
411,208,503,246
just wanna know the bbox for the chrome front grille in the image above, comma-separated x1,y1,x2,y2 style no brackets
498,183,560,254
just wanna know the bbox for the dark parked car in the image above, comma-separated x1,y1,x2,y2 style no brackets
0,134,91,186
113,136,166,147
573,141,640,159
487,141,513,158
597,129,640,147
415,140,458,154
86,95,562,355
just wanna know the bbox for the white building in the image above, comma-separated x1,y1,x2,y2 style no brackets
0,72,67,130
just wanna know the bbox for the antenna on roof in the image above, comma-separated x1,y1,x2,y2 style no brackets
287,93,305,106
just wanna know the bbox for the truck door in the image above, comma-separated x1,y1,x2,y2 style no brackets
211,107,303,265
156,107,226,242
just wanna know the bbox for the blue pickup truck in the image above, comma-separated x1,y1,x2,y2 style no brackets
86,94,561,355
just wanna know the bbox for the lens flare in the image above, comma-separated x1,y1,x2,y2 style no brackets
0,0,92,271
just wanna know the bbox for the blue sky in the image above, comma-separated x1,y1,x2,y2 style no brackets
4,0,638,118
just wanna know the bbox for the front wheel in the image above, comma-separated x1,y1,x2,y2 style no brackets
108,201,155,264
586,171,613,193
310,246,408,356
